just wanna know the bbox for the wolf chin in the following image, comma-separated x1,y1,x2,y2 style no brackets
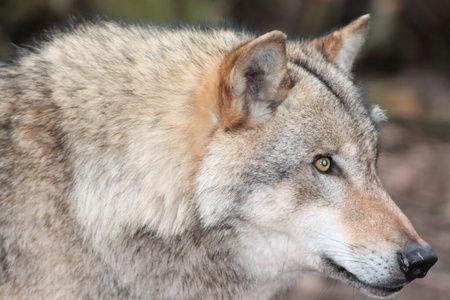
0,15,437,299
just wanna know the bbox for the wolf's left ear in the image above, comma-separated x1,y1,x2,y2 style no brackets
310,14,370,72
219,31,292,130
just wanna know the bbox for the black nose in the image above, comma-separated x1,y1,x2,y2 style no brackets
397,242,438,281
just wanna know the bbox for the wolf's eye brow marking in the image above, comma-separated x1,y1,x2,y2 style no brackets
314,157,331,173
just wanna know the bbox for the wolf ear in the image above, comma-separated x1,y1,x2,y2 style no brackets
310,14,370,72
218,31,292,130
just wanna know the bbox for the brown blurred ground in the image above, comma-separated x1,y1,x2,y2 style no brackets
1,1,449,299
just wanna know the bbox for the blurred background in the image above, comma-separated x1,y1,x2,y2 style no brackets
0,0,448,299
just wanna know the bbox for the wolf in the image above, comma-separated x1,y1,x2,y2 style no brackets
0,14,437,299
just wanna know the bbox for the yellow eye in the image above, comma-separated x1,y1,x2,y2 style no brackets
315,157,331,172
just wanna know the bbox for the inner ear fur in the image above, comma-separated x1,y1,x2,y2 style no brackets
218,31,292,130
310,14,370,72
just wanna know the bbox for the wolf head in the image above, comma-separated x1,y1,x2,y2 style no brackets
193,15,437,298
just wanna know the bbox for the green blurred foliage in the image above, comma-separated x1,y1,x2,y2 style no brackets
92,0,226,23
94,0,175,22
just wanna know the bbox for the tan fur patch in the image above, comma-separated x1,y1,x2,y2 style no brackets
310,31,343,63
186,61,222,181
340,189,421,246
217,45,247,131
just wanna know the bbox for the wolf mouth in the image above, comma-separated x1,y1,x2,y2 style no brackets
323,257,406,297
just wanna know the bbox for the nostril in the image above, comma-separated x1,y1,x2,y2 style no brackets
398,243,438,281
397,253,416,281
398,253,410,273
